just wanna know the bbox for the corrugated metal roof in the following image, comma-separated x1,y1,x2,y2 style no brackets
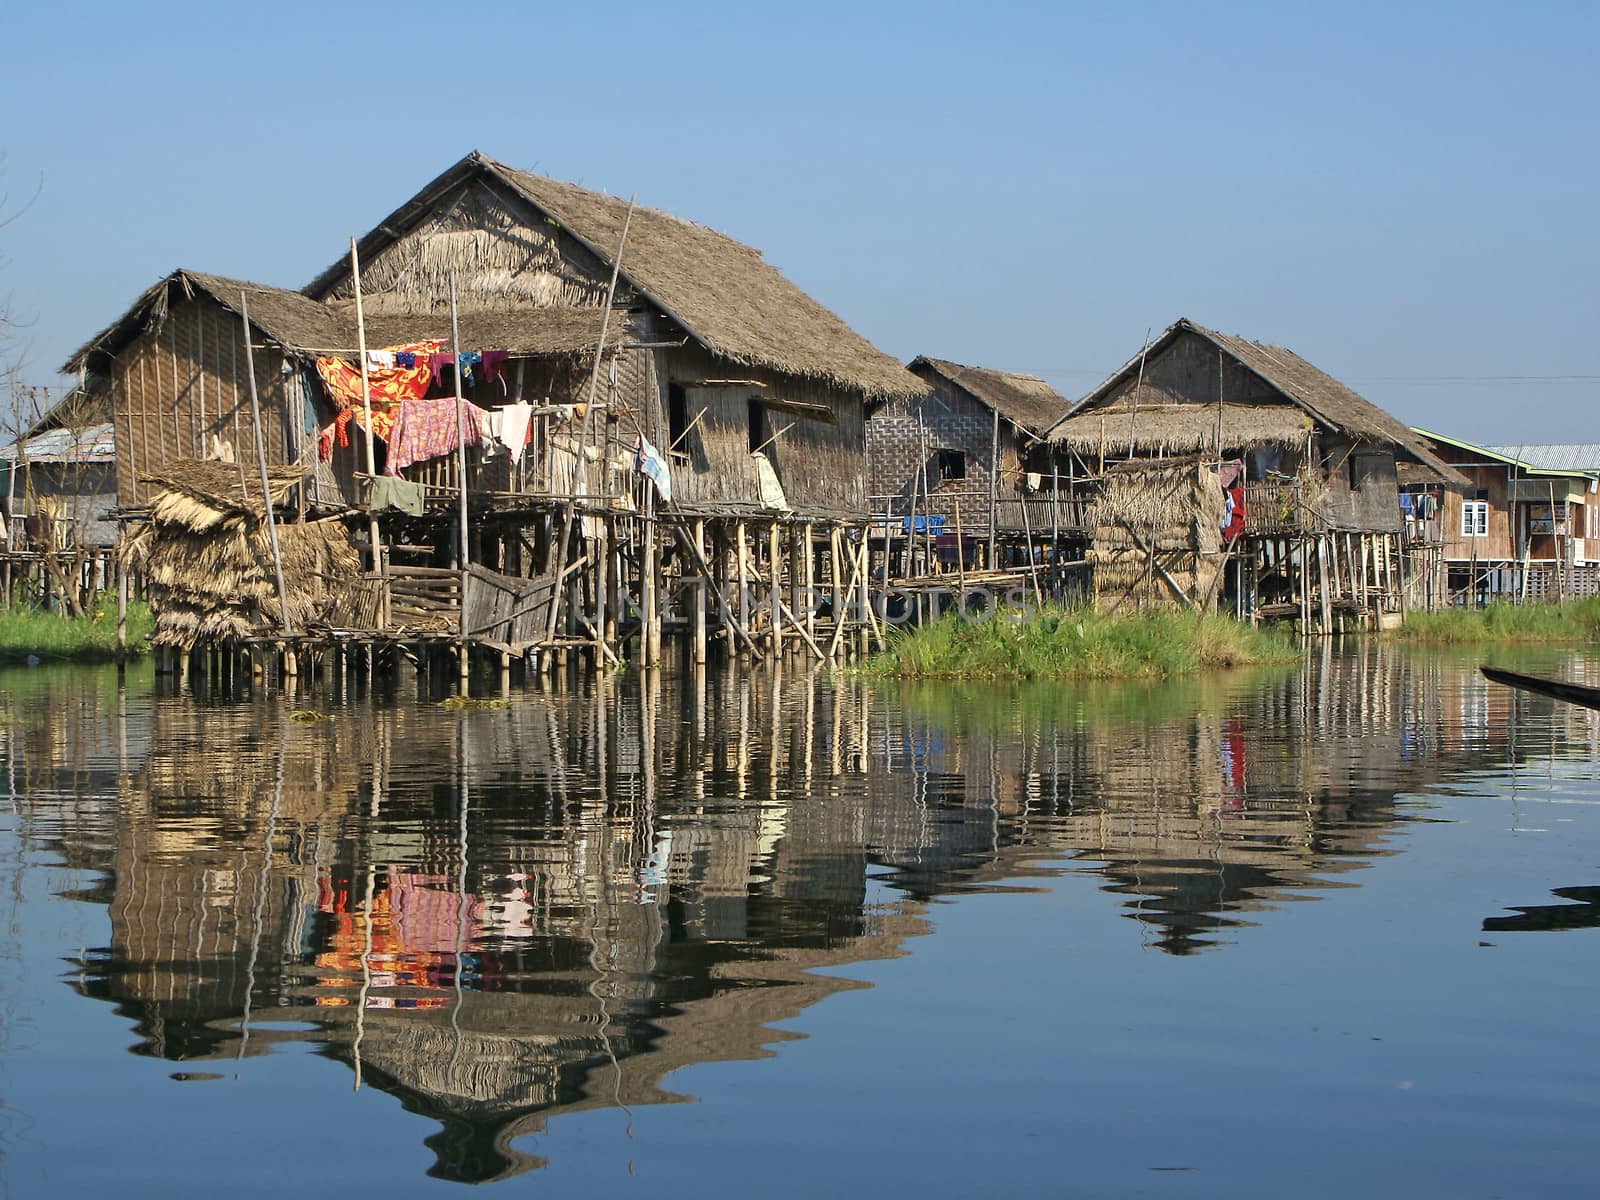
0,423,115,464
1484,444,1600,473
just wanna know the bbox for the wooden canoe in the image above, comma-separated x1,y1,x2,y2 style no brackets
1480,666,1600,711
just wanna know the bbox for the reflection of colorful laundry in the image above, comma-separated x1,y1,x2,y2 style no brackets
1220,719,1247,797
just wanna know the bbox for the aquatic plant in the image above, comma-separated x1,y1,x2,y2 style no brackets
439,695,509,711
1392,599,1600,644
860,606,1300,681
0,596,153,664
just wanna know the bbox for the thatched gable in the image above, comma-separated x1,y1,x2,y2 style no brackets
1048,318,1466,485
908,356,1070,435
303,152,923,401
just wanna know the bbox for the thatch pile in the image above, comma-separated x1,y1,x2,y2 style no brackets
123,459,360,646
1087,458,1225,611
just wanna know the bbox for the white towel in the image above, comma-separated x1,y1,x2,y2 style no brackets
490,402,534,466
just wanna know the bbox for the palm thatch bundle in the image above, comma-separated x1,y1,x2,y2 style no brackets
124,460,359,646
1087,458,1225,610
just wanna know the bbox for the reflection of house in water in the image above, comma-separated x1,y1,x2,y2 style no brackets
53,647,1598,1179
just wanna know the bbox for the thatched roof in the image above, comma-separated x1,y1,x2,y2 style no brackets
1050,402,1311,454
64,272,616,376
909,357,1070,435
63,271,347,375
303,152,923,400
1050,319,1468,485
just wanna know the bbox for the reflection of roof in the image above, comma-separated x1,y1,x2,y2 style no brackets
0,422,115,463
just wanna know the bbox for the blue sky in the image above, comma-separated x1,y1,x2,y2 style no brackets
3,0,1595,441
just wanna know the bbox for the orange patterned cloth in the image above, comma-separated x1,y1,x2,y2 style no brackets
314,339,443,443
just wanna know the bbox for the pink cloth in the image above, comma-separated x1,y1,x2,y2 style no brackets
386,398,487,475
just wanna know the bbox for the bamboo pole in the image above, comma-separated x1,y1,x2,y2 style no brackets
350,240,385,628
238,292,293,639
448,271,471,687
768,521,783,654
692,517,707,664
987,408,999,568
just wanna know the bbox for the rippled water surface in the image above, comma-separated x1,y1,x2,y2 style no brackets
3,643,1600,1197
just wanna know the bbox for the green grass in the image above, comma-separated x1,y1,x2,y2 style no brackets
860,606,1300,681
0,596,153,663
1393,599,1600,644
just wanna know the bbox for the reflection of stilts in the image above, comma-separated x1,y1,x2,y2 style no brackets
449,714,470,1083
238,718,285,1060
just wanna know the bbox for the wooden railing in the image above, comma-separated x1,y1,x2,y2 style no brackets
1244,482,1323,535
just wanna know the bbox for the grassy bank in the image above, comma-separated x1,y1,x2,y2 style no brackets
861,607,1299,681
0,597,153,664
1393,599,1600,644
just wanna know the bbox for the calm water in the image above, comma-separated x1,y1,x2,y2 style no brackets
2,644,1599,1197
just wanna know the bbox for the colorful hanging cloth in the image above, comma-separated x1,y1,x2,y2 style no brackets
314,339,443,443
386,397,488,476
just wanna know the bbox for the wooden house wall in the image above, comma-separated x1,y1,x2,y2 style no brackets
1429,452,1598,564
1315,435,1401,533
108,295,300,507
653,343,867,518
1435,461,1517,563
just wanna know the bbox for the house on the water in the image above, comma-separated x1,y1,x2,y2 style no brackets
63,151,923,670
1408,430,1600,602
865,356,1073,576
1045,318,1466,628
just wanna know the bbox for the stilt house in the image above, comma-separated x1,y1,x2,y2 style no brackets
1046,319,1466,626
63,152,922,663
865,357,1075,573
1409,430,1600,602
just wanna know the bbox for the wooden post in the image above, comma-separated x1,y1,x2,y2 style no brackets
447,271,471,693
768,521,783,655
736,519,750,654
238,292,294,639
642,500,660,665
987,407,1000,570
692,517,707,665
115,559,128,670
802,521,816,647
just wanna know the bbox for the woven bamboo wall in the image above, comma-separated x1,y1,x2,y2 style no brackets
110,295,297,507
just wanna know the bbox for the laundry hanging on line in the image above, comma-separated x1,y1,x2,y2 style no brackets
315,339,443,442
386,397,489,476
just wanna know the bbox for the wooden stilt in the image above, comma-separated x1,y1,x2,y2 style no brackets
692,517,707,665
